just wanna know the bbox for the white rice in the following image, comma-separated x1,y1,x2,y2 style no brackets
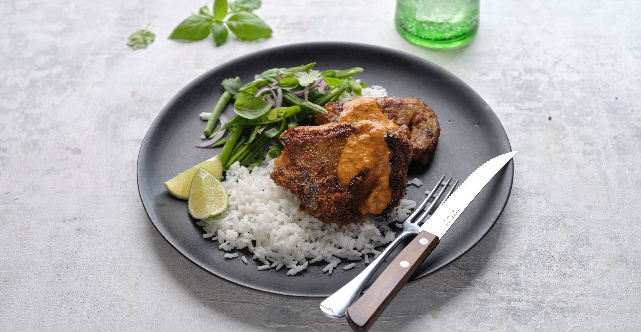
408,178,423,187
241,256,248,264
343,263,356,270
339,85,388,101
224,253,239,259
197,158,417,276
200,112,211,120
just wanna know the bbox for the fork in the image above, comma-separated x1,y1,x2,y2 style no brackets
320,175,458,318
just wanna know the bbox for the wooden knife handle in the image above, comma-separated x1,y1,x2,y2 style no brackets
345,231,439,332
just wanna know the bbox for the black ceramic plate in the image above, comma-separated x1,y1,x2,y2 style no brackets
138,42,513,297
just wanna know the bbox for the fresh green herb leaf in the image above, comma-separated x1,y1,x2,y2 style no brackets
239,79,268,96
298,70,321,86
258,67,285,79
233,96,272,119
360,82,367,88
287,116,298,129
230,0,261,11
267,146,282,158
168,15,213,41
247,125,260,144
277,78,299,90
199,5,213,17
127,24,155,50
211,22,228,45
221,77,243,96
226,12,272,41
263,120,286,138
248,106,301,124
322,77,343,87
213,0,228,21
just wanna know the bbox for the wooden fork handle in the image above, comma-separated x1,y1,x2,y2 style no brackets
345,231,440,332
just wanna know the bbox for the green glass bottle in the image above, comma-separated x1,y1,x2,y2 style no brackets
395,0,480,49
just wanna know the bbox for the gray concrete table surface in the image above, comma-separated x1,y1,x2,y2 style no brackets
1,0,640,331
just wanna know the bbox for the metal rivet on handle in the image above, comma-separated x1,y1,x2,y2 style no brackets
400,261,409,268
419,238,429,245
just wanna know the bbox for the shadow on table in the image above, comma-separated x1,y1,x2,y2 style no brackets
148,220,502,332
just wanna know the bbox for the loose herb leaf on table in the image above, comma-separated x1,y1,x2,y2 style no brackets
127,24,155,50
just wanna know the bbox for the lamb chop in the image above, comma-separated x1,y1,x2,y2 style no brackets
315,97,440,164
270,121,413,225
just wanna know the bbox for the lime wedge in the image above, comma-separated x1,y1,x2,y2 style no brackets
188,168,228,219
164,155,223,200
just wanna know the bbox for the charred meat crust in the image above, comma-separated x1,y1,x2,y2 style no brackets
270,122,412,225
315,97,440,164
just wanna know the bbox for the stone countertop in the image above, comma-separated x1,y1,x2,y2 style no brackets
1,0,640,331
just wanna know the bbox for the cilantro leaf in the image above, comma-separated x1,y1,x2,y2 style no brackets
221,77,243,97
213,0,228,21
230,0,261,11
211,22,228,46
226,12,272,41
127,25,155,50
298,70,321,87
168,15,213,42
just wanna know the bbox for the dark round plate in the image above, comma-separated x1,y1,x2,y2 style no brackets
137,42,513,298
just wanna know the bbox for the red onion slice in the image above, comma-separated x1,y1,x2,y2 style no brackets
265,94,275,107
310,77,324,91
254,86,272,97
292,90,305,97
257,124,266,134
276,87,283,108
195,113,229,148
318,81,328,93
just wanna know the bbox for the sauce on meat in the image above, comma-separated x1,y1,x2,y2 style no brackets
337,98,399,215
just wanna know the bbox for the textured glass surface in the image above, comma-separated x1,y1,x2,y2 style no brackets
395,0,479,48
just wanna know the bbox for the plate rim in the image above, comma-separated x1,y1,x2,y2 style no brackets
137,41,513,297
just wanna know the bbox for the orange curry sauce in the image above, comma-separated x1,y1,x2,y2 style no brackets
336,98,399,215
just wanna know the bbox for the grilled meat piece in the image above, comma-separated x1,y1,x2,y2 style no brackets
315,97,440,164
270,122,413,225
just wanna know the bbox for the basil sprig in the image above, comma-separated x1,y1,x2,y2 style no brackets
169,0,272,46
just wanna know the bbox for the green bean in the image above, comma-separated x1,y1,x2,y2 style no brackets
204,91,231,137
345,77,362,96
314,80,348,106
227,135,268,168
240,137,272,166
321,67,363,78
282,91,326,115
218,122,245,167
229,135,248,158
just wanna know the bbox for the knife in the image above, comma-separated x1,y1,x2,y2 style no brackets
345,151,517,332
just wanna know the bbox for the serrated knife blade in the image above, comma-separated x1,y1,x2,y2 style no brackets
420,150,517,238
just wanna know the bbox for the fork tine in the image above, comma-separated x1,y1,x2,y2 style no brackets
443,180,459,202
423,177,452,216
404,175,445,224
416,177,454,226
